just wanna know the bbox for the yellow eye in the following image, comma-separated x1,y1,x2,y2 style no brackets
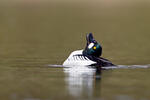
93,46,96,50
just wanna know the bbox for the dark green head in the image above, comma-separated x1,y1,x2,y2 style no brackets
83,33,102,57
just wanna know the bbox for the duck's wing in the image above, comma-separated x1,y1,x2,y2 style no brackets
85,55,115,67
97,57,115,67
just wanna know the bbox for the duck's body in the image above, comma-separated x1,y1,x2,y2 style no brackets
63,33,115,67
63,50,114,67
63,50,96,66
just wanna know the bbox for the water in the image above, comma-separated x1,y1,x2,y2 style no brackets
0,0,150,100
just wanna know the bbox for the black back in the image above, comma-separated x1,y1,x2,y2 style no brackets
83,53,115,67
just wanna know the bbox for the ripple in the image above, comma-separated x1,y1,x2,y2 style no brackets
48,64,150,69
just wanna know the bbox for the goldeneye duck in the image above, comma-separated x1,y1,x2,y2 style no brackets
63,33,115,67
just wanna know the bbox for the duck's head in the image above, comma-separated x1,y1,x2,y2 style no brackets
83,33,102,57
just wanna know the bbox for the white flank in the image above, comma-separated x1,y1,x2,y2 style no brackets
63,50,96,66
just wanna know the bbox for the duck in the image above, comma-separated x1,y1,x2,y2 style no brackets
63,33,115,67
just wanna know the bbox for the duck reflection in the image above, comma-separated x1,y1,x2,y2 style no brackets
64,66,101,98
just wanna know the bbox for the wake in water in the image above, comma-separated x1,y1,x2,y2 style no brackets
48,64,150,69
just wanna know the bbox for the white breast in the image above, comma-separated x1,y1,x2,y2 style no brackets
63,50,96,67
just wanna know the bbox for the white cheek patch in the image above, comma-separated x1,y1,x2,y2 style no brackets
88,43,94,49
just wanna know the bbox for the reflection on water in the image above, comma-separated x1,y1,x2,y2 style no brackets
64,66,101,98
63,65,150,100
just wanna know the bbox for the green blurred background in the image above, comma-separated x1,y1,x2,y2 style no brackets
0,0,150,66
